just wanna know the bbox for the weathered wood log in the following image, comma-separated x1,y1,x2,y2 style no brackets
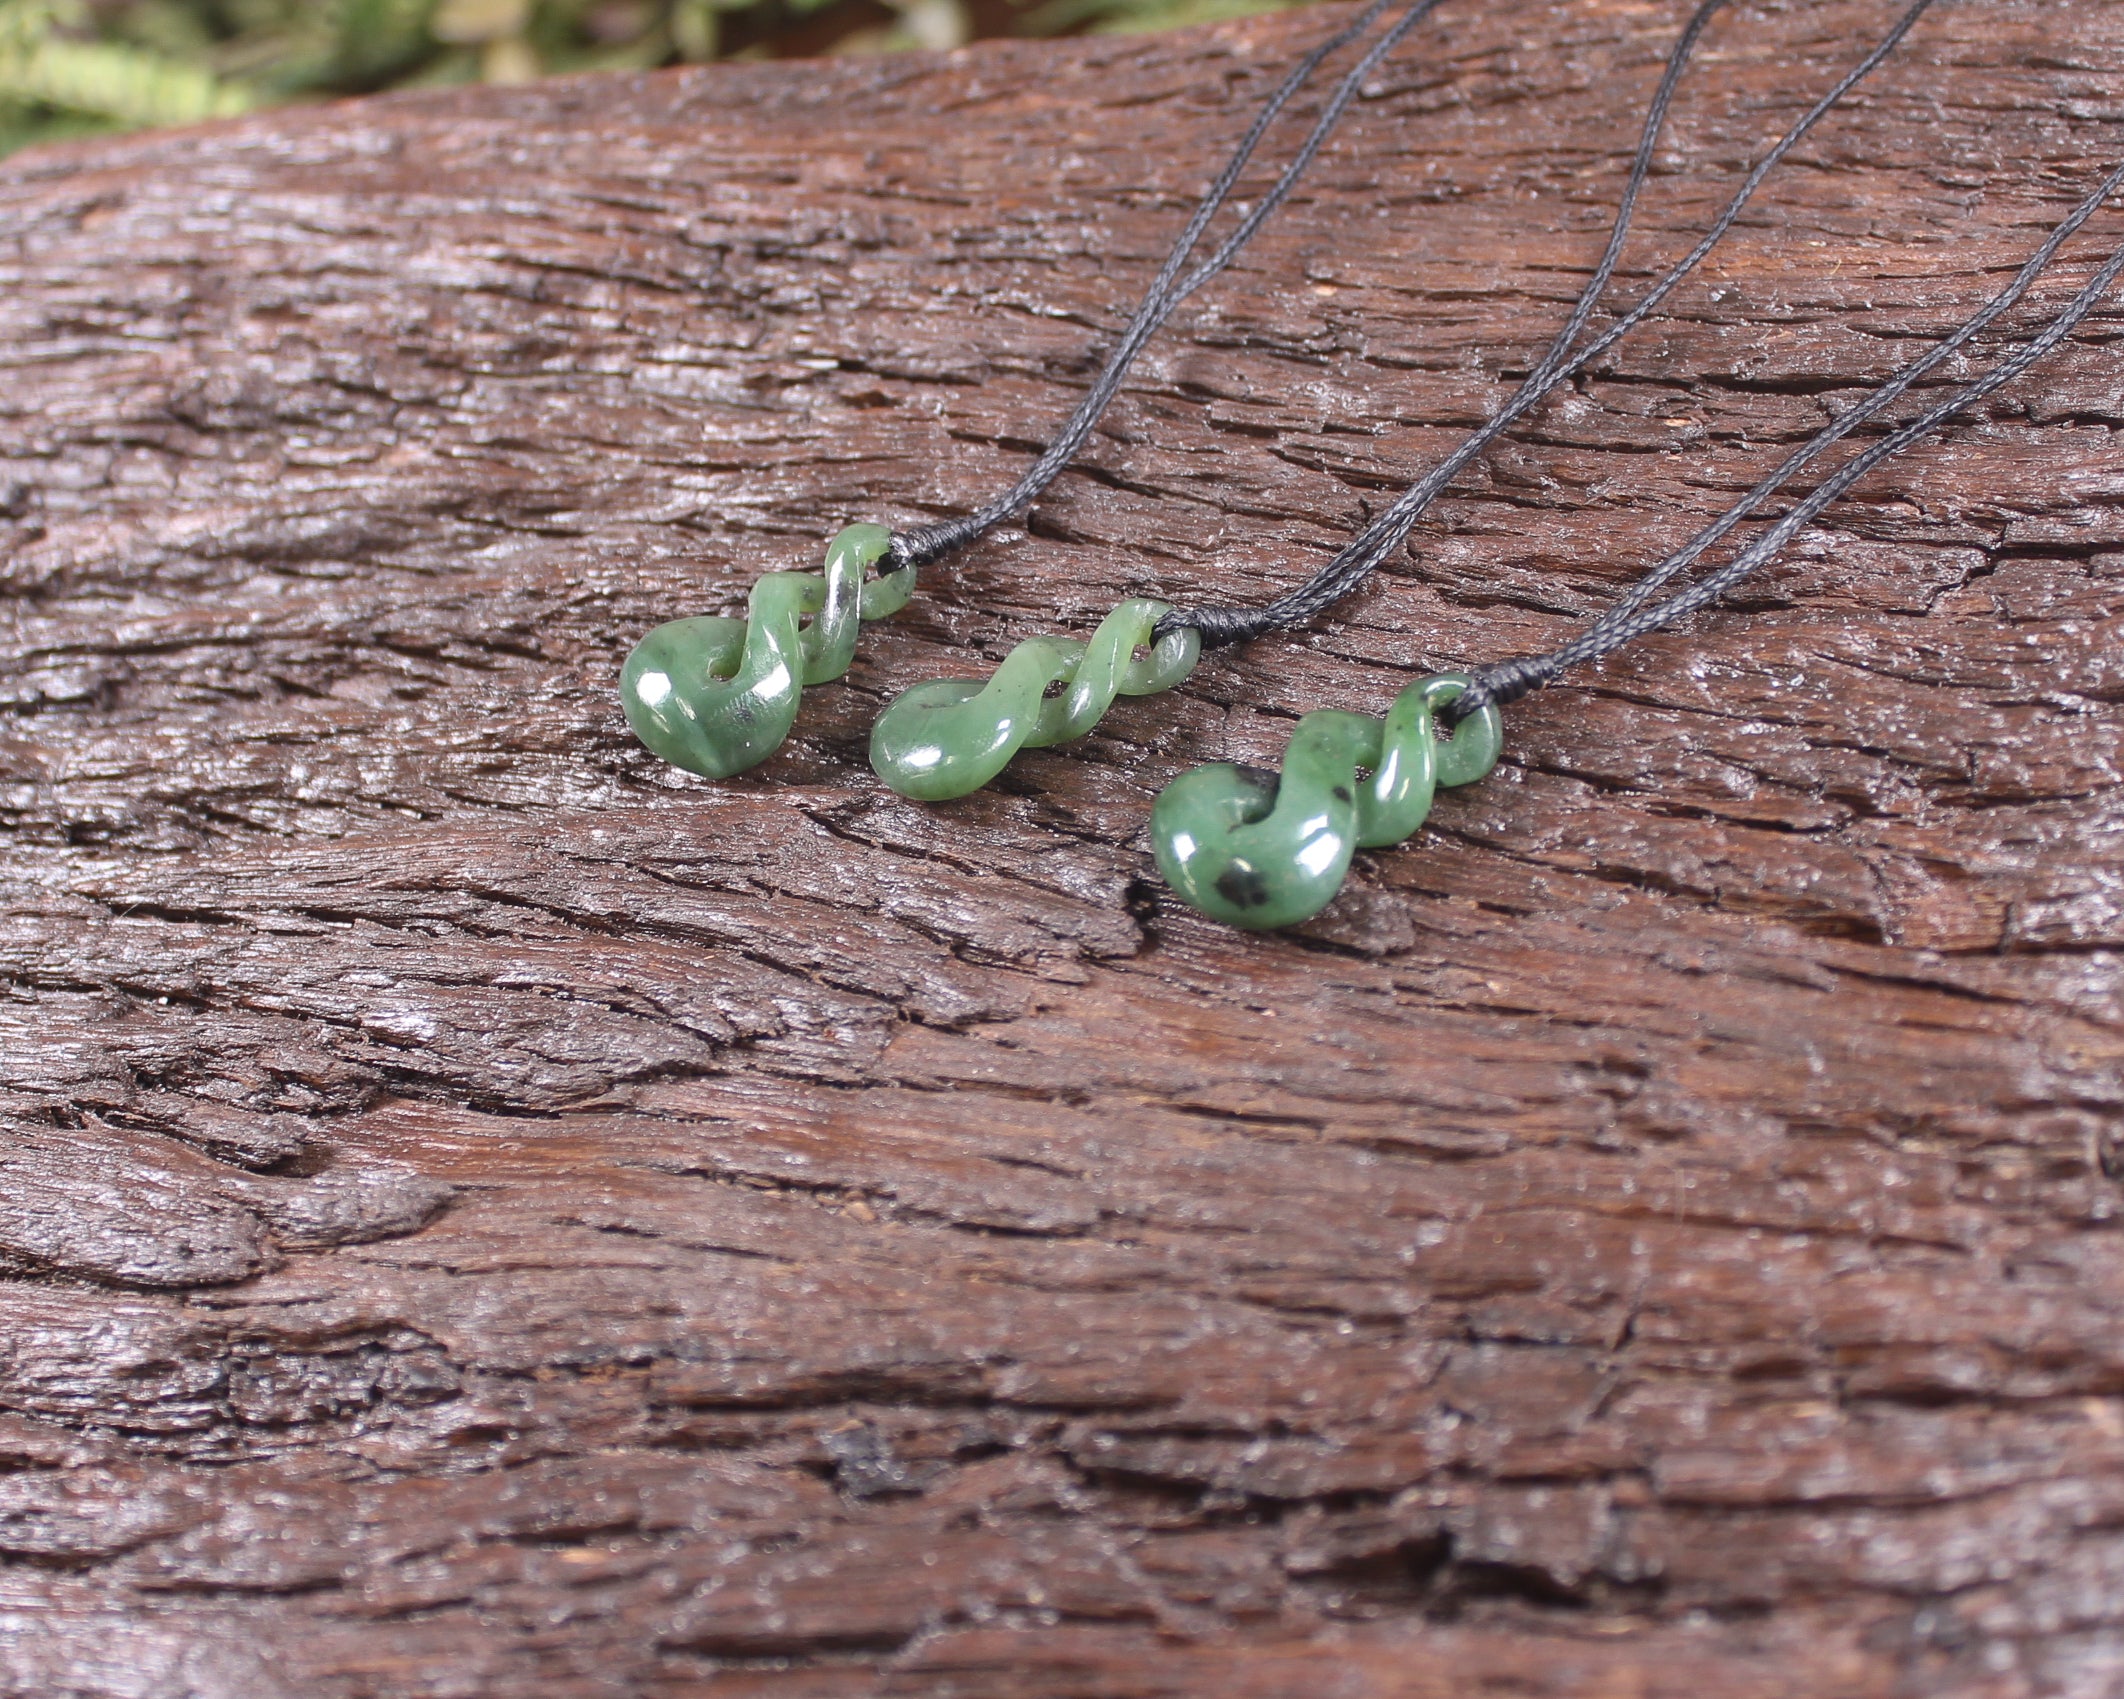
2,1,2122,1691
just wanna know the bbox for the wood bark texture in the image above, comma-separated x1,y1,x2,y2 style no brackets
3,1,2124,1692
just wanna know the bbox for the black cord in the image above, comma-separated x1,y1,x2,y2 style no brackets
1444,160,2124,723
890,0,1447,573
1156,0,1940,647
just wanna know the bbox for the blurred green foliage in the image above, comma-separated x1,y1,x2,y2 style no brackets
0,0,1297,153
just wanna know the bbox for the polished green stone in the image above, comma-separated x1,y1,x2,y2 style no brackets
1428,676,1503,789
1151,672,1502,930
809,523,906,683
870,636,1084,801
870,598,1199,801
619,522,900,780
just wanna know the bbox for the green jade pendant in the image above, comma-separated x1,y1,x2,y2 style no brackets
620,523,911,780
1151,672,1503,930
870,598,1200,801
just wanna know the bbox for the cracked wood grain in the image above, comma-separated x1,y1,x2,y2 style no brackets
3,0,2124,1693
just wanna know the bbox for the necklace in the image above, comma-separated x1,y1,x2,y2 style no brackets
616,0,1444,781
1153,154,2124,928
864,0,1937,798
613,0,2104,943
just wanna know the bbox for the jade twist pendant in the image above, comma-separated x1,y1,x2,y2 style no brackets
620,523,909,780
869,598,1200,801
1151,672,1502,930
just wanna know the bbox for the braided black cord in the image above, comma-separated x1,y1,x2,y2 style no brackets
891,0,1445,573
1600,155,2124,634
1446,167,2124,722
1158,0,1940,647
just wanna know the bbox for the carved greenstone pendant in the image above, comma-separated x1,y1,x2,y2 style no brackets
1151,672,1502,930
869,598,1201,801
619,523,910,780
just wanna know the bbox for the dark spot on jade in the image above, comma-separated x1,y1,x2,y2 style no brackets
1148,673,1505,930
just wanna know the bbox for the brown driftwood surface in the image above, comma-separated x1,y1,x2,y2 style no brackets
2,2,2123,1692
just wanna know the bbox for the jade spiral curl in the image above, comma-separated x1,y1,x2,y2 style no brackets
1151,672,1503,930
619,523,912,780
870,598,1201,801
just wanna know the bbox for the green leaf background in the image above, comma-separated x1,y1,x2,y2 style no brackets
0,0,1300,153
